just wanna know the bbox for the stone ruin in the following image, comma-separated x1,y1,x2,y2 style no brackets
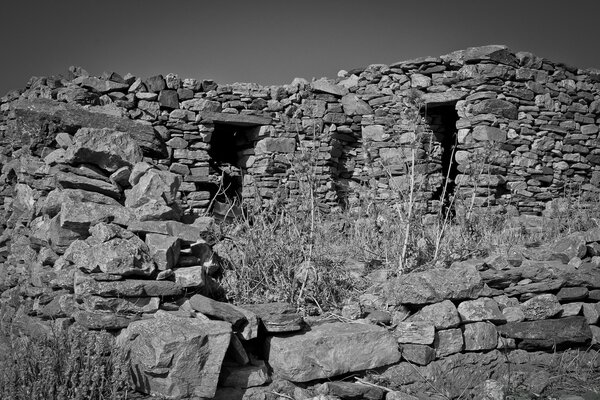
0,45,599,399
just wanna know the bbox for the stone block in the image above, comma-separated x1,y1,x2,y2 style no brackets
520,294,562,320
400,343,435,366
463,322,498,351
407,300,461,329
117,317,231,399
145,233,180,270
434,328,464,357
496,316,592,349
265,322,400,382
457,298,505,323
395,321,435,345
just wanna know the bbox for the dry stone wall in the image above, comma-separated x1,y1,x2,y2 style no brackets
3,45,600,218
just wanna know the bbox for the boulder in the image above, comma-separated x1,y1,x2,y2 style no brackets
266,322,400,382
63,127,143,173
382,265,483,305
40,188,120,217
520,294,562,320
117,317,231,399
55,171,122,199
189,294,259,340
341,94,373,115
311,78,349,97
7,98,165,156
59,200,134,235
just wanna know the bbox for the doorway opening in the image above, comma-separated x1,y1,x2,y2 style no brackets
424,103,459,209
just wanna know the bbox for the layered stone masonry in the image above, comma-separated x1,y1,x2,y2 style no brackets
2,45,600,218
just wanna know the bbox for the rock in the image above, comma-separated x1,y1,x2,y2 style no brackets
502,306,525,322
481,379,505,400
520,294,562,320
117,317,231,399
143,75,167,92
64,127,143,173
382,265,483,305
8,98,165,157
311,78,349,97
407,300,461,329
219,360,270,388
74,272,184,298
254,138,296,154
552,233,587,263
457,298,506,323
341,94,373,115
125,168,181,208
145,233,180,270
55,171,122,199
59,200,133,235
40,188,120,217
128,219,212,244
240,302,304,333
225,333,250,365
386,391,420,400
463,322,498,351
556,286,588,302
422,90,468,106
496,316,592,349
173,266,206,288
265,322,400,382
472,125,507,142
395,321,435,345
72,235,156,277
561,302,583,317
82,296,159,314
434,328,464,357
73,310,139,330
158,89,179,109
319,381,384,400
189,294,249,332
471,99,518,119
400,344,435,366
80,77,129,93
582,302,600,324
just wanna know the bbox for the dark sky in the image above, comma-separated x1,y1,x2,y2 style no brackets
1,0,599,96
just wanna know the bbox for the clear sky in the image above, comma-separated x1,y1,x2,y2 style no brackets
1,0,599,96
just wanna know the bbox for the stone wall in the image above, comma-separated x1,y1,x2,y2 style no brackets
3,45,600,219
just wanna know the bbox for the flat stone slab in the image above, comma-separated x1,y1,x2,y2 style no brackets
265,322,400,382
240,302,304,333
496,316,592,349
74,272,184,298
382,265,483,305
8,98,165,156
117,317,231,399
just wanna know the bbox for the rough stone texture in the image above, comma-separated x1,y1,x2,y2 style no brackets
125,168,181,208
434,328,464,357
463,322,498,351
265,322,400,382
189,294,258,339
400,344,436,366
520,294,562,320
457,298,506,323
497,316,592,349
383,265,483,305
319,381,384,400
117,317,231,399
395,321,436,345
64,127,143,173
8,98,165,156
240,302,304,333
145,233,180,270
407,299,461,329
74,272,184,298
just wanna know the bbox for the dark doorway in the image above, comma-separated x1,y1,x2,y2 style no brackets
424,103,459,209
208,123,253,203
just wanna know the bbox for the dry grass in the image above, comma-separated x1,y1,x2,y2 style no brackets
0,316,130,400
